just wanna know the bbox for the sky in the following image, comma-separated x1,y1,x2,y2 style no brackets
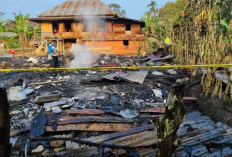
0,0,173,20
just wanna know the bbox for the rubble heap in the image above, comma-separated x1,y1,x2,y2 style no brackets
0,54,232,156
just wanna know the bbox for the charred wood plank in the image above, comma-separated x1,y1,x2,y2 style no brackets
46,123,135,132
139,114,165,118
63,109,105,115
0,88,10,157
10,126,31,137
31,136,157,150
141,107,166,114
85,124,154,142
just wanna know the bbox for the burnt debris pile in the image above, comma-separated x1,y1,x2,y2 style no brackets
0,54,232,156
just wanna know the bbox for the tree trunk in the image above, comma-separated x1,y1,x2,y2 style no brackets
153,83,186,157
0,88,10,157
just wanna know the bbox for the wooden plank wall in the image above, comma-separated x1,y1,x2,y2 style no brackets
113,24,126,34
85,40,145,56
41,23,52,33
106,22,113,33
59,23,65,33
131,24,141,34
41,22,141,35
71,23,77,32
39,21,145,56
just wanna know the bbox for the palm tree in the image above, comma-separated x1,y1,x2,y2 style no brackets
147,1,157,15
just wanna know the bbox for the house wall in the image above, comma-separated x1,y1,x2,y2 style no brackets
131,24,141,34
40,21,144,56
71,23,77,32
77,23,83,33
113,24,126,34
41,22,141,34
59,23,65,33
41,23,52,33
85,40,145,56
106,22,113,33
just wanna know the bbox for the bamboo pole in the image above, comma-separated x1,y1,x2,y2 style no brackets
0,88,10,157
28,80,65,86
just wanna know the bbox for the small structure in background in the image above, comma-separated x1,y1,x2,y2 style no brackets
29,0,145,56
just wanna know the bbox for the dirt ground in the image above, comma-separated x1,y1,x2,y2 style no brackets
186,82,232,127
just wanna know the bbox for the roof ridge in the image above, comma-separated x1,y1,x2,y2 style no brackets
37,0,116,17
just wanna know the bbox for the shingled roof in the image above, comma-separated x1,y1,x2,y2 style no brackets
38,0,116,17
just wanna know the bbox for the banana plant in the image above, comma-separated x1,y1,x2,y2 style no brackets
8,12,33,48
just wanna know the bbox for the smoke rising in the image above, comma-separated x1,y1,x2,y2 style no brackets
69,5,107,68
69,44,100,68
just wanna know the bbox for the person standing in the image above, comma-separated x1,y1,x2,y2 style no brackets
51,42,59,68
0,41,4,55
48,42,53,60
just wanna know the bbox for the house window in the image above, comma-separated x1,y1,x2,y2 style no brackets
126,24,131,31
83,23,88,32
123,40,129,48
64,39,76,43
52,22,59,33
99,23,105,32
65,22,72,32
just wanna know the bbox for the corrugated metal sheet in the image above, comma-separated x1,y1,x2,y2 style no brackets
38,0,116,17
103,72,124,81
120,70,148,84
174,111,232,156
103,71,148,84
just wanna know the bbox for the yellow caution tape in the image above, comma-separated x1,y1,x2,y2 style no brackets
0,64,232,72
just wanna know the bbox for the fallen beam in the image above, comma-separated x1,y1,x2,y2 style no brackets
47,116,135,125
85,124,154,143
28,80,65,86
63,109,105,115
46,123,135,132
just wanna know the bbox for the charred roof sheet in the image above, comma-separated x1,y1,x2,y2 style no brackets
38,0,116,17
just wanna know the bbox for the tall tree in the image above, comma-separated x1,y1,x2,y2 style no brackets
108,3,126,17
159,0,189,32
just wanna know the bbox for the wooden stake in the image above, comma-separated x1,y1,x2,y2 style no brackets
0,88,10,157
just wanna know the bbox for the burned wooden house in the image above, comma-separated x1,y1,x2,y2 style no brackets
30,0,145,56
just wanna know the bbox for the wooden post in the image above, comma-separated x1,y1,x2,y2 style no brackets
230,19,232,46
45,40,48,56
153,83,186,157
0,88,10,157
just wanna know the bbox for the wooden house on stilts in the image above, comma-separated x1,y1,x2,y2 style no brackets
30,0,145,56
